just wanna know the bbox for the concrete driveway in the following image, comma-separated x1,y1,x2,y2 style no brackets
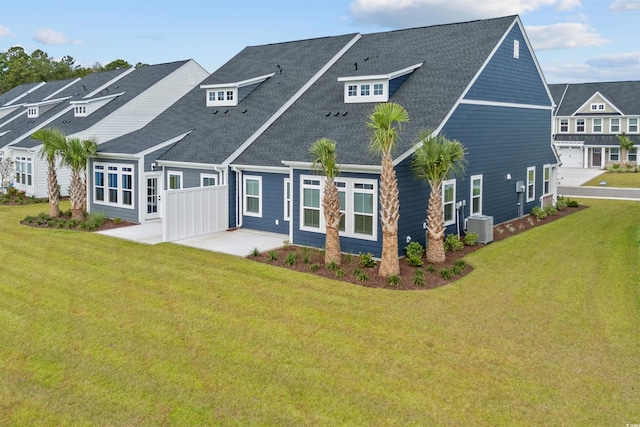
557,167,640,201
98,224,287,257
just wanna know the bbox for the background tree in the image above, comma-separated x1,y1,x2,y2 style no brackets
411,131,467,264
33,128,67,218
617,132,634,169
60,137,98,221
102,59,132,71
0,157,14,191
310,138,342,265
367,102,409,277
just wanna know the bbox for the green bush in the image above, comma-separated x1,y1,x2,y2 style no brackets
463,231,479,246
567,199,579,208
285,253,297,266
335,268,345,278
327,261,339,271
444,234,464,252
531,206,547,219
251,247,260,257
555,198,567,210
412,269,425,286
359,252,377,268
267,250,278,261
387,274,402,286
439,269,452,279
543,205,558,216
309,263,319,271
404,241,424,267
426,264,436,273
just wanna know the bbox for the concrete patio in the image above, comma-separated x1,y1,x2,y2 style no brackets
98,223,287,257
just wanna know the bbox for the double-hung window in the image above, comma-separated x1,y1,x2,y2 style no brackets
576,119,585,133
628,147,637,162
302,178,321,228
94,163,134,208
543,165,551,194
470,175,482,216
337,181,346,232
353,183,374,236
168,171,182,190
610,147,620,161
243,176,261,217
442,179,456,226
283,178,291,221
629,118,639,133
15,157,32,186
610,118,620,133
201,174,217,186
559,119,568,133
593,118,603,133
526,167,535,202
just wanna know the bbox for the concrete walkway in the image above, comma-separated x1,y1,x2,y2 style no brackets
557,167,640,201
98,223,287,257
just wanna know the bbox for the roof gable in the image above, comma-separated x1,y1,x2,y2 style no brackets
550,81,640,117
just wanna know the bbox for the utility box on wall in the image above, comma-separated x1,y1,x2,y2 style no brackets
466,215,494,244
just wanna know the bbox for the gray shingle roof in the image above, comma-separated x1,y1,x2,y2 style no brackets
549,81,640,117
0,82,43,106
234,15,517,167
554,133,640,146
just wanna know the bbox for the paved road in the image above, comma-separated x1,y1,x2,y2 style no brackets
558,185,640,201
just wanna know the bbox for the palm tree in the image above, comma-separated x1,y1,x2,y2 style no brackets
617,132,634,169
60,137,97,221
33,128,66,218
411,131,467,264
310,138,342,265
367,102,409,277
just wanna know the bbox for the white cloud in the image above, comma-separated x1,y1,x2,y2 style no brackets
586,51,640,68
33,28,82,45
609,0,640,12
525,23,609,50
349,0,582,28
541,53,640,82
0,25,13,38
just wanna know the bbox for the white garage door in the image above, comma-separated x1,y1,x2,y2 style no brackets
556,145,583,168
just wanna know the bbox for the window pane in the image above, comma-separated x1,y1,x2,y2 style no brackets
472,198,480,213
109,173,118,188
95,172,103,186
109,189,118,203
354,214,372,235
444,204,454,222
472,179,481,196
246,197,259,213
354,192,372,214
304,209,320,228
303,188,319,208
122,174,132,190
246,179,259,196
123,190,132,205
444,184,454,203
96,188,104,201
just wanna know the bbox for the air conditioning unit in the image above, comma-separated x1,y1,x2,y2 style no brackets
466,215,494,244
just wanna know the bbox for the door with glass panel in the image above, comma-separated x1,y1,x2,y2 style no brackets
146,172,162,220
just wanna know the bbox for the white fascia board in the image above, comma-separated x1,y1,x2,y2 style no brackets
94,152,138,160
4,81,47,106
572,92,603,116
156,159,220,170
337,62,423,82
136,131,193,157
200,72,276,90
221,33,363,168
460,99,553,110
43,78,80,101
84,67,135,99
230,164,289,173
553,140,584,146
283,160,381,174
25,96,71,108
70,92,125,105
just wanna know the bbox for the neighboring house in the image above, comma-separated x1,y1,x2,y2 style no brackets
0,60,208,198
550,81,640,169
91,15,558,257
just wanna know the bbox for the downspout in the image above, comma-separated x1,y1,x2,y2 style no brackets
232,166,243,228
288,167,294,244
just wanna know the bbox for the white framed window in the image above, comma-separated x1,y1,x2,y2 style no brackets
470,175,482,216
360,84,370,96
559,119,568,133
74,105,87,117
629,118,638,133
205,88,237,107
15,157,32,186
526,167,535,202
300,175,377,240
201,173,217,187
513,40,520,59
373,83,384,96
590,103,605,111
27,107,38,118
94,163,134,209
340,79,388,103
610,118,620,133
283,178,291,221
576,119,585,133
543,164,551,194
243,175,261,217
628,147,637,162
593,118,603,133
442,179,456,226
610,147,620,161
168,171,183,190
347,85,357,97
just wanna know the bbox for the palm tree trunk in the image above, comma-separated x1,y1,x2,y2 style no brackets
323,180,342,265
70,170,84,221
426,183,446,264
47,162,60,218
378,153,400,276
621,147,627,169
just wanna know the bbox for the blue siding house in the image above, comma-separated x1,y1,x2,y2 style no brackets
90,15,558,256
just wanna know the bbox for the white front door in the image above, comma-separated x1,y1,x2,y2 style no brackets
146,172,163,220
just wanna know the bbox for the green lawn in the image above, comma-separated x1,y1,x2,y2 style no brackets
1,200,639,426
582,171,640,188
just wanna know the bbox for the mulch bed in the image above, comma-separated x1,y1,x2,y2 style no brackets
249,204,587,290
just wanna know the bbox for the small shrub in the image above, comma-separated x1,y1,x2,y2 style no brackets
387,274,402,286
440,269,452,280
463,231,479,246
327,261,339,271
567,199,579,208
531,206,547,219
412,269,425,286
114,217,122,224
555,197,567,210
282,239,291,248
267,250,278,261
454,260,467,271
426,264,436,273
285,252,297,266
359,252,377,268
543,205,558,216
444,234,464,252
344,253,353,264
309,263,320,271
251,247,260,257
507,225,516,233
405,241,424,267
302,254,311,264
335,268,345,278
355,269,369,282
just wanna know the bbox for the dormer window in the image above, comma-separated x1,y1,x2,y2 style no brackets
74,106,87,117
590,103,605,111
338,62,423,104
70,92,122,117
201,73,275,108
27,107,38,118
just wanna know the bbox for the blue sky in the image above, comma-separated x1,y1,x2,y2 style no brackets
0,0,638,83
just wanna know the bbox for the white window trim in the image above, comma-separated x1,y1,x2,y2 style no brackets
74,105,87,117
526,166,535,203
299,174,378,241
341,79,388,104
576,119,585,133
168,170,183,190
559,119,568,133
590,103,605,111
470,175,482,216
628,117,639,133
628,147,637,162
442,179,456,226
200,173,217,187
543,164,551,195
283,178,291,221
15,156,33,188
243,175,262,218
27,106,38,118
93,163,135,210
592,118,603,133
513,40,520,59
610,118,620,134
609,147,620,162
